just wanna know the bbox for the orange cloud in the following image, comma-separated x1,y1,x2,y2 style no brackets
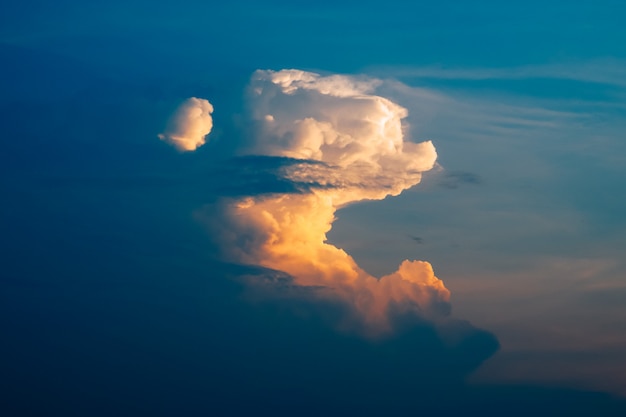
217,192,449,335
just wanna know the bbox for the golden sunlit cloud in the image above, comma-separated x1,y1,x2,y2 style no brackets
158,97,213,151
197,69,450,336
215,193,450,335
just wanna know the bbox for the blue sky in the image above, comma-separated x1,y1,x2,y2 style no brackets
1,1,626,415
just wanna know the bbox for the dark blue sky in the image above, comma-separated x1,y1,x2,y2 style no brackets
1,1,626,415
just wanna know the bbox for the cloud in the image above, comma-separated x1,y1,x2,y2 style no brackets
211,193,449,335
199,69,448,335
371,59,626,88
158,97,213,151
439,171,483,189
409,235,424,244
245,69,438,205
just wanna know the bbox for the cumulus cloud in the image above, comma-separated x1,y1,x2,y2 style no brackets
245,69,438,205
158,97,214,151
204,69,447,335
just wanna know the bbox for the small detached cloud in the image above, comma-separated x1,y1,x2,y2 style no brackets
409,235,424,244
439,171,482,189
158,97,214,151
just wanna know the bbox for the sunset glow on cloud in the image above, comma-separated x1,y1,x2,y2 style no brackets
158,97,214,151
194,69,449,335
217,193,450,334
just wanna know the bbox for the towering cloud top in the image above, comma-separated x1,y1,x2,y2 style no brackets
247,69,437,206
158,97,214,151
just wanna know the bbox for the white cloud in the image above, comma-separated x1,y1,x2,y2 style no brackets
158,97,214,151
246,69,437,206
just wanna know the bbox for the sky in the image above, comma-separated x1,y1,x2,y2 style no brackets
1,1,626,416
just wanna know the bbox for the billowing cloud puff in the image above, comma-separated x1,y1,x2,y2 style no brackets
246,69,437,205
216,193,449,335
158,97,213,151
205,69,447,335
